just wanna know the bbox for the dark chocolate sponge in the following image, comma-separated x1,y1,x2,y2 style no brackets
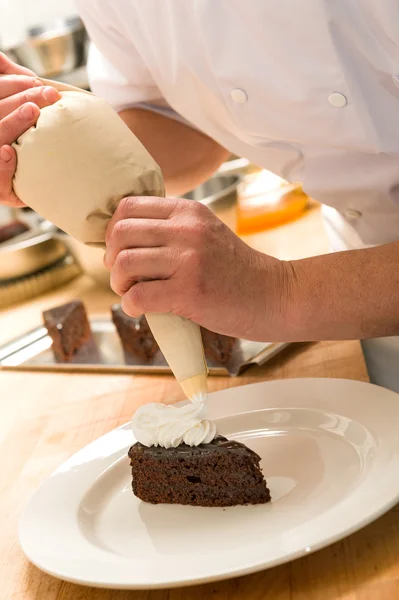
200,327,237,364
43,300,92,362
129,435,271,507
111,304,159,360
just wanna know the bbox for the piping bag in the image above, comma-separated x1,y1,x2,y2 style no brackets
11,78,208,400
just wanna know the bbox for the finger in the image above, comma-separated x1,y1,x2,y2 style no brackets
0,145,24,206
110,247,176,296
0,85,60,119
105,218,171,268
106,196,178,244
121,279,177,316
0,103,40,146
0,52,36,76
0,195,25,207
0,74,42,99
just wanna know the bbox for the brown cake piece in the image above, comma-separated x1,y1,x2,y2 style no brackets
201,327,237,364
128,436,271,507
43,300,92,362
111,304,159,361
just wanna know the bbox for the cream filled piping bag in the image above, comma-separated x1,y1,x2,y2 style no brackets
12,79,208,398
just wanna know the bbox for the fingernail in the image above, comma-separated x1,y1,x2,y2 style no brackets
19,104,35,120
43,86,58,102
0,147,12,163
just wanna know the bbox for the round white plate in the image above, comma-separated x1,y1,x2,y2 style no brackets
19,378,399,590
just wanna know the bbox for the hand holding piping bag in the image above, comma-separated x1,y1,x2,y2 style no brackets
9,76,208,400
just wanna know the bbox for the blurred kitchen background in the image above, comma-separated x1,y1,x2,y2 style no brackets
0,0,88,87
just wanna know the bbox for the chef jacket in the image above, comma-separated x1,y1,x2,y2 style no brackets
77,0,399,246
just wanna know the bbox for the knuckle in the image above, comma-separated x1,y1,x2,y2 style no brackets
111,265,132,296
111,219,129,242
117,196,135,218
191,199,206,216
11,93,31,111
185,247,201,267
0,117,12,140
188,200,209,224
125,284,146,314
188,218,208,245
167,196,181,215
0,110,27,144
24,87,41,103
110,252,133,296
166,218,185,238
121,290,141,317
170,212,209,245
147,219,163,237
131,283,146,307
117,249,135,274
185,203,209,235
172,198,190,217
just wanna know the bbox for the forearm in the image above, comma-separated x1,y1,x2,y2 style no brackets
282,242,399,341
119,108,230,196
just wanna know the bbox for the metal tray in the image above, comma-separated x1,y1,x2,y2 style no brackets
0,318,289,377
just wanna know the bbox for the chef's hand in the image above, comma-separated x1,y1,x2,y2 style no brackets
105,196,290,340
0,53,60,207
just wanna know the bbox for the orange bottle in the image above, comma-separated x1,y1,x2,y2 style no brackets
236,170,308,235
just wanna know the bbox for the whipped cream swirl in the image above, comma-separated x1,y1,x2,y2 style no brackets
131,393,217,448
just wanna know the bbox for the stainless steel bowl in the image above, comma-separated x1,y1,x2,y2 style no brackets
185,174,239,207
0,229,69,282
53,173,241,287
6,18,87,78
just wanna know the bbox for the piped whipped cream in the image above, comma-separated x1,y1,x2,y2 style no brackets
131,393,217,449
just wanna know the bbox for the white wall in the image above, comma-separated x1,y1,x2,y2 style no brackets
0,0,78,49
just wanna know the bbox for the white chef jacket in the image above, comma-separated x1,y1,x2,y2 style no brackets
77,0,399,247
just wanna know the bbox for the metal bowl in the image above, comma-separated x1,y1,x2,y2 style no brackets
0,229,69,282
185,173,239,207
54,173,241,287
6,18,87,78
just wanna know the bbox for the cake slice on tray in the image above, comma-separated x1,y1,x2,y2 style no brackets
200,327,238,365
111,304,159,361
43,299,96,362
111,303,240,368
128,396,271,507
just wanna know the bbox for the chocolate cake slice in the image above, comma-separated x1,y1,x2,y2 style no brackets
128,436,271,507
200,327,237,364
43,300,92,362
111,304,159,360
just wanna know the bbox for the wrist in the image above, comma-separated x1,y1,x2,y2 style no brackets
277,259,309,342
246,251,300,342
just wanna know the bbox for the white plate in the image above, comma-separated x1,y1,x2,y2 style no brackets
19,378,399,590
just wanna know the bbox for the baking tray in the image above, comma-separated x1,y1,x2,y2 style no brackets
0,318,289,377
